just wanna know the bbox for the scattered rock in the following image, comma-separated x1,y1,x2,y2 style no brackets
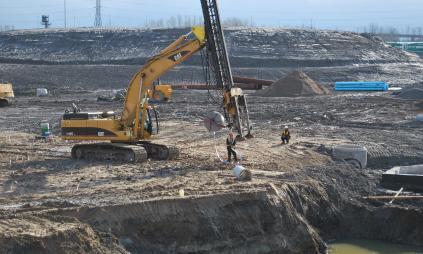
97,89,126,102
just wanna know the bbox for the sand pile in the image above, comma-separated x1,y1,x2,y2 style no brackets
397,88,423,100
255,70,328,97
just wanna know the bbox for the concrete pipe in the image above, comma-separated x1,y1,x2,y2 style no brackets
332,144,368,169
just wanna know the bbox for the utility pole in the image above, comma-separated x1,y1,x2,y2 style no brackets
94,0,102,27
64,0,67,28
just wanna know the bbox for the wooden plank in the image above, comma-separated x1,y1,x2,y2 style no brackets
364,195,423,200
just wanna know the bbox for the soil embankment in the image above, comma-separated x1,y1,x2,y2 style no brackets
0,28,417,65
1,28,423,92
1,89,423,253
255,70,329,97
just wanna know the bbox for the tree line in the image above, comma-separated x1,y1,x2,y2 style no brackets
144,15,251,29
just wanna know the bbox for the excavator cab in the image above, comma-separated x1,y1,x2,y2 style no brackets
144,106,159,136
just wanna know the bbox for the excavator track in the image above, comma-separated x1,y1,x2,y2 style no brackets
71,143,148,163
0,98,9,107
71,142,179,163
139,142,180,160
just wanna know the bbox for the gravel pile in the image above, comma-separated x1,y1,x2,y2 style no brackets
255,70,328,97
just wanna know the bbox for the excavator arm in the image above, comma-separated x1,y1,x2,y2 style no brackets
121,27,206,128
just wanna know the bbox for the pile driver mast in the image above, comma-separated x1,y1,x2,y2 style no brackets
200,0,252,138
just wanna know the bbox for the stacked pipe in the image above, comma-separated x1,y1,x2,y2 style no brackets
172,76,274,90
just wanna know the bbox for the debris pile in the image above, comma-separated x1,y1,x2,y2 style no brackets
36,88,48,97
97,89,126,102
255,70,329,97
397,88,423,100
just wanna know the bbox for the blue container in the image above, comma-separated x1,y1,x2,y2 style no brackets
335,81,389,91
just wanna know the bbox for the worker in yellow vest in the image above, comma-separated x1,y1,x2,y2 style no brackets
281,126,291,144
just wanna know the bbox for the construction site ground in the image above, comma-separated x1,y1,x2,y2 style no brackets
1,27,423,253
1,88,423,253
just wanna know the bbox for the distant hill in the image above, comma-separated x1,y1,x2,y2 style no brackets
1,27,423,92
0,27,420,67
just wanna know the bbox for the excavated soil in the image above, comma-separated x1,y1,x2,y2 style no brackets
0,89,422,253
1,28,423,93
0,27,423,253
397,88,423,100
0,215,128,254
255,70,329,97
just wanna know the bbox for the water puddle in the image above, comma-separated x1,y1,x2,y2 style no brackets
329,239,423,254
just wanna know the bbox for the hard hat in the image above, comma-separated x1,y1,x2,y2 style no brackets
284,126,288,129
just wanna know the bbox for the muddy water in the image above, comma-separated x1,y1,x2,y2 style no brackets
329,240,423,254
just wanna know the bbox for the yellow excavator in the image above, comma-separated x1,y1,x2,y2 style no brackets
61,0,252,162
147,82,172,102
0,82,14,107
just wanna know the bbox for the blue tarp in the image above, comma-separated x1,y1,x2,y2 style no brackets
335,81,389,91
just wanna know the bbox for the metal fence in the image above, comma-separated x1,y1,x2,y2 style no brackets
388,42,423,53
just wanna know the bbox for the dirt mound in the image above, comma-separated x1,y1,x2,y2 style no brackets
397,88,423,100
255,71,328,97
0,215,127,254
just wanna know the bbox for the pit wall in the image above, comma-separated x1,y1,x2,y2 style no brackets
57,190,326,254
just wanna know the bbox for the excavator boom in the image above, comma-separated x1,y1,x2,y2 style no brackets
121,27,205,127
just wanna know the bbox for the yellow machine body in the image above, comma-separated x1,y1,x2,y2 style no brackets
61,27,206,143
0,83,14,106
148,84,173,101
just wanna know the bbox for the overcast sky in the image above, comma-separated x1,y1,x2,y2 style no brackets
1,0,422,31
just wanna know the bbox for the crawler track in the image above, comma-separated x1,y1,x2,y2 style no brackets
0,98,9,107
140,142,179,160
71,143,148,163
71,142,179,163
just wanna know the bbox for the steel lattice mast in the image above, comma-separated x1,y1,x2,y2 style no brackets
94,0,102,27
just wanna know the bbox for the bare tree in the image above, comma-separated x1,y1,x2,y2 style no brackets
177,15,183,28
368,23,379,34
167,16,177,28
183,16,192,27
222,17,249,27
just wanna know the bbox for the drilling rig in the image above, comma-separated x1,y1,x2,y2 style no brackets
200,0,252,138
